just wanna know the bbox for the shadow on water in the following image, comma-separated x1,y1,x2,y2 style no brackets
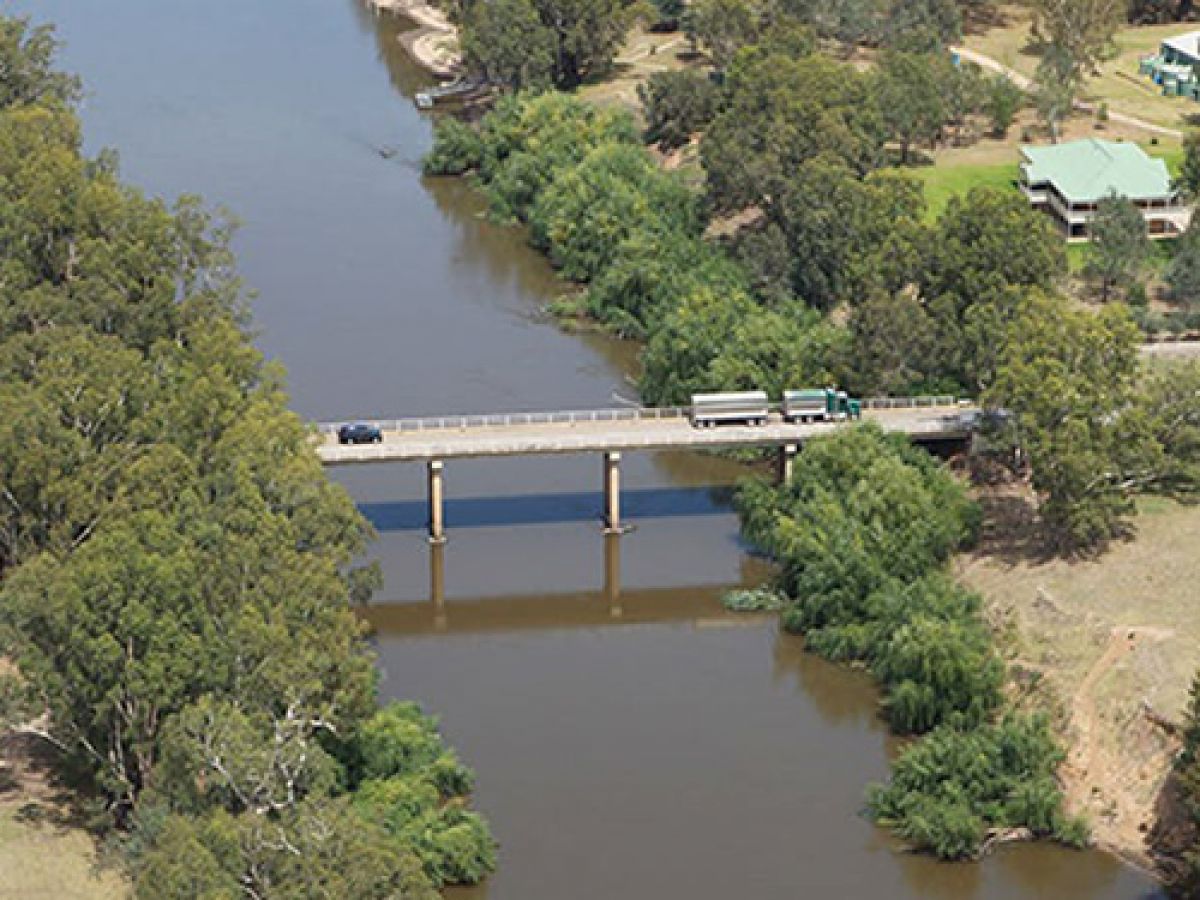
359,484,736,531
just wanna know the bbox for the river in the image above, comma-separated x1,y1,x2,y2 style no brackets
19,1,1162,897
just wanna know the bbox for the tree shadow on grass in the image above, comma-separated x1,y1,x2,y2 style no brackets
972,490,1060,567
1147,767,1195,895
0,732,97,831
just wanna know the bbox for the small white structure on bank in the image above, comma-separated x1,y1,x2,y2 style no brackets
1018,138,1191,241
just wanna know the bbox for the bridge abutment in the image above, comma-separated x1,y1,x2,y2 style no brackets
427,459,447,544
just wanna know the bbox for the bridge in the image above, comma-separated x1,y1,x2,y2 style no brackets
315,396,974,542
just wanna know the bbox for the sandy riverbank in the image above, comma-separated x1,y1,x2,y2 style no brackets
366,0,462,78
960,492,1200,871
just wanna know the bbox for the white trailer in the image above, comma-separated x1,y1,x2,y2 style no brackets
690,391,770,427
782,388,830,423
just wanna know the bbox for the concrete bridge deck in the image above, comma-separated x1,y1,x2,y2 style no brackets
315,398,972,465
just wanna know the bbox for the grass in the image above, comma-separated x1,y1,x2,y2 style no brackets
898,160,1018,219
0,799,128,898
578,26,702,119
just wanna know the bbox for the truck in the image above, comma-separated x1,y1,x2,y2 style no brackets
782,388,862,423
690,391,770,427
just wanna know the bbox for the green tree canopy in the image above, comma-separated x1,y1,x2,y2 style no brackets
701,51,884,217
1084,193,1152,302
986,292,1146,550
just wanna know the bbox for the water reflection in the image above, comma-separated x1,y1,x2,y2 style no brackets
361,532,764,635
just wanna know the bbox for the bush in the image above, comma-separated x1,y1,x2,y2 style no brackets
423,117,484,176
638,70,720,149
722,587,787,611
866,714,1087,859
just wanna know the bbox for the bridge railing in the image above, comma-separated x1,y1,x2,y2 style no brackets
316,406,692,434
860,395,961,410
315,396,964,434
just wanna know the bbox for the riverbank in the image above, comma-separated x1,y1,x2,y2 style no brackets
960,491,1200,870
366,0,461,78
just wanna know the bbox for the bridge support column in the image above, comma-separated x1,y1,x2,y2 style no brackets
776,443,798,485
603,451,622,533
427,460,447,544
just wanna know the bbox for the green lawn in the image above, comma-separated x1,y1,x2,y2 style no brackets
897,162,1018,220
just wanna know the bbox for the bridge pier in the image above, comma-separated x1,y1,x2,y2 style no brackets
776,443,798,485
427,460,447,544
603,451,623,533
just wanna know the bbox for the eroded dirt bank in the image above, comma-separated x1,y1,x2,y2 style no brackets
960,490,1200,869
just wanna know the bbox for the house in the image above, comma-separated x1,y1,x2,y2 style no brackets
1139,31,1200,98
1160,31,1200,67
1018,138,1190,241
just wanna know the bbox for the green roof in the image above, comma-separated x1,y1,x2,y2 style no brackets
1020,139,1173,203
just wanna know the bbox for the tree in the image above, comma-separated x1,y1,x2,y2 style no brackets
1084,193,1151,302
912,188,1065,393
1167,218,1200,308
876,51,946,163
882,0,961,52
651,0,686,29
985,73,1024,137
1179,130,1200,200
529,141,699,281
638,70,720,150
462,0,556,90
701,51,885,217
1031,46,1079,142
986,292,1146,551
684,0,761,68
846,290,942,394
1030,0,1125,80
770,160,925,309
1139,360,1200,494
0,17,80,109
1158,673,1200,893
808,0,886,52
459,0,632,88
941,60,989,144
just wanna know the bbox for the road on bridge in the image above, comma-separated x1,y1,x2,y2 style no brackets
315,403,972,465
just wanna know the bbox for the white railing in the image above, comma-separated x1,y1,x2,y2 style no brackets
316,396,964,434
860,395,959,410
317,406,690,434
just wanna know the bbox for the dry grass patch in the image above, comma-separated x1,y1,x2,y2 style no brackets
0,800,128,900
579,27,704,119
959,495,1200,864
0,734,129,899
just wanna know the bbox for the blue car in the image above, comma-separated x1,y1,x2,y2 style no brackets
337,422,383,445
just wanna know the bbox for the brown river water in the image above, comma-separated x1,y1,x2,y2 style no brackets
22,1,1162,896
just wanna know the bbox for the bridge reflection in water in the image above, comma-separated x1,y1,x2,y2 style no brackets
359,535,771,637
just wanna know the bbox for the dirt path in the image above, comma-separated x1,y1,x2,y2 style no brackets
1059,625,1179,862
951,46,1184,139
